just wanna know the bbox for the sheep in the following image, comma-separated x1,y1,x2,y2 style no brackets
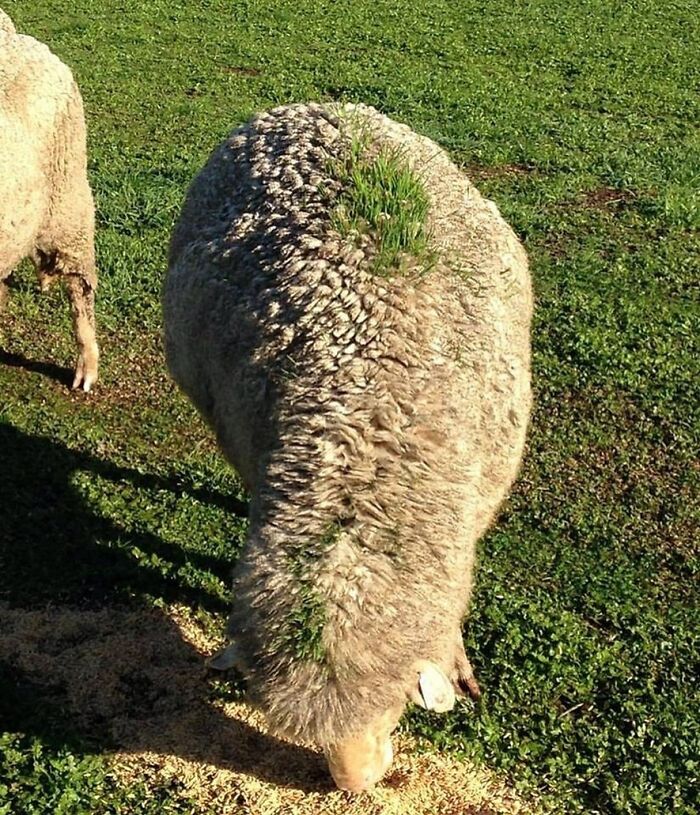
0,10,98,391
163,102,532,791
0,8,14,34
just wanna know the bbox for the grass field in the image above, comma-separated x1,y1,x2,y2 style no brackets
1,1,698,813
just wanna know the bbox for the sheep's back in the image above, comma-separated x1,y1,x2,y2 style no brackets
165,102,530,480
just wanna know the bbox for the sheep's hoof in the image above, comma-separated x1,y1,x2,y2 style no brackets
453,652,482,701
72,353,98,392
207,642,241,671
462,675,481,701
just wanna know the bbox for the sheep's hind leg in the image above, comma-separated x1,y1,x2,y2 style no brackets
64,274,98,392
0,261,16,311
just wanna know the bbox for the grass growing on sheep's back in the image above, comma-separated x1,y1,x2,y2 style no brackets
1,0,698,813
329,138,434,276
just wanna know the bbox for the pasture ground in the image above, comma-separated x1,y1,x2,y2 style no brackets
1,1,698,813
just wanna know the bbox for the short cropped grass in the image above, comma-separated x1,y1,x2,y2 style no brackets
0,733,194,815
1,1,698,814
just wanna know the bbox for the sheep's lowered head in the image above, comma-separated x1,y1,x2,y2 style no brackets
325,660,457,791
210,645,459,791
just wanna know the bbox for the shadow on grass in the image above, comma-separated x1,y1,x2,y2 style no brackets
0,423,326,792
0,348,73,388
0,423,242,607
0,606,330,793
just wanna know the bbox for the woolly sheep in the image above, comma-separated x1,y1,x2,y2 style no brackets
0,8,14,34
163,103,532,791
0,10,98,391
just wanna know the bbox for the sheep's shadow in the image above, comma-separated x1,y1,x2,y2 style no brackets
0,423,327,792
0,348,73,388
0,604,330,793
0,423,241,606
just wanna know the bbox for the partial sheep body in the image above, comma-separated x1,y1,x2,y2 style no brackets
0,11,98,390
164,103,532,789
0,8,14,34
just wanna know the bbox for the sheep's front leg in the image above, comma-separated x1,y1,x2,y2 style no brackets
0,278,9,311
452,633,481,700
64,274,98,392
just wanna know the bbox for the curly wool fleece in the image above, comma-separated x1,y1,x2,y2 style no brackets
0,8,14,33
0,10,98,390
164,103,532,748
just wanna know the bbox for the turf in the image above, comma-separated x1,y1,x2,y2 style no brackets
0,0,698,813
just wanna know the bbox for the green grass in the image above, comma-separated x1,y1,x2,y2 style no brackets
275,523,344,665
330,137,433,276
0,734,194,815
1,0,698,813
273,582,328,665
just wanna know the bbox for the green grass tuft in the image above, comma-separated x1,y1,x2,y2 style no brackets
274,583,328,665
331,140,434,276
275,522,344,664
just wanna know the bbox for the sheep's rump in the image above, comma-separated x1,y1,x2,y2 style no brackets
0,29,84,273
164,103,532,746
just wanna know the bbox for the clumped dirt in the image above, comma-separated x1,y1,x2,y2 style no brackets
0,603,536,815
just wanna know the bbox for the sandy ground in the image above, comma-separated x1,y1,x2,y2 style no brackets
0,602,537,814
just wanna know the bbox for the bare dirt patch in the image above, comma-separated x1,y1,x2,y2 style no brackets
0,603,536,814
465,164,537,182
579,186,636,211
224,65,262,77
